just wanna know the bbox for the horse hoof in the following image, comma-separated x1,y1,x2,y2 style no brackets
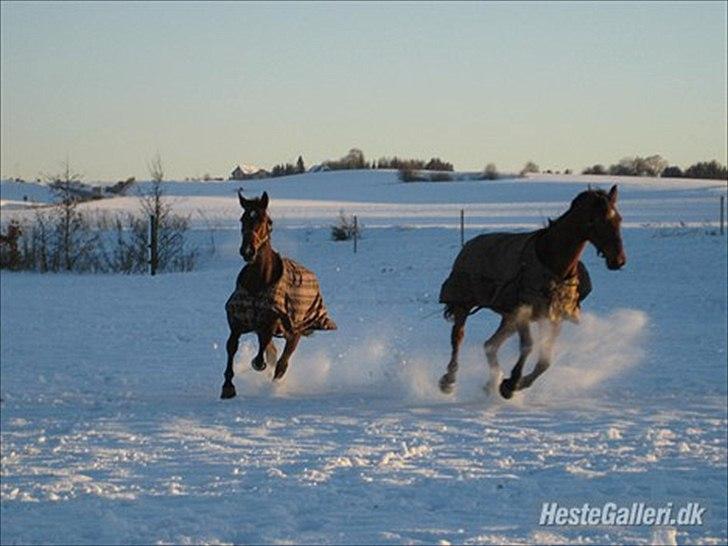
439,376,454,394
273,363,288,381
251,358,267,372
499,380,514,399
220,384,237,399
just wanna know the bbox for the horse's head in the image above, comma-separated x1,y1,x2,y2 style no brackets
572,185,626,270
237,190,272,262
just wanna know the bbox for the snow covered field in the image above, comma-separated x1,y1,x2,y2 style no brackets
1,171,726,544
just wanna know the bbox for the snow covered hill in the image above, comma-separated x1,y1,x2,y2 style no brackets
3,171,724,230
0,179,56,208
1,171,726,544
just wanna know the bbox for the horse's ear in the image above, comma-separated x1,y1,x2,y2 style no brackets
608,184,618,204
260,191,269,210
237,189,247,209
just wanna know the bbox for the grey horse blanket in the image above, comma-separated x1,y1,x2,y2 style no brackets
226,257,337,337
439,232,591,322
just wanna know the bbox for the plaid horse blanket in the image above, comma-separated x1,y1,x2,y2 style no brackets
439,232,591,322
226,257,337,337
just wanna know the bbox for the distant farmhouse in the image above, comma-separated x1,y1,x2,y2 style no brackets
230,164,269,181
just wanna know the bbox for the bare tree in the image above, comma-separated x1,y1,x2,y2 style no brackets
141,153,169,222
44,158,96,271
608,155,668,177
138,153,197,272
642,155,668,177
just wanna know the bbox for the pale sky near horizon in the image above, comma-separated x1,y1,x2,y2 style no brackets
1,1,726,181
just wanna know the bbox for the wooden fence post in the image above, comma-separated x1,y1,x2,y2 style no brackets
149,214,158,276
460,209,465,247
353,215,358,253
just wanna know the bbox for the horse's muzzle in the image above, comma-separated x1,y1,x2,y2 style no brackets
240,245,255,262
607,253,626,270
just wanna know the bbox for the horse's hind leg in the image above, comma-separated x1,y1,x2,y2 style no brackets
517,319,560,391
265,341,278,368
484,315,517,395
499,320,534,399
439,306,469,394
273,333,301,381
221,323,243,399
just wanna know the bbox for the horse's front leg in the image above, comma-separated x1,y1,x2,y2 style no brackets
252,322,276,372
221,323,243,399
517,319,561,391
273,333,301,381
499,320,533,399
439,306,469,394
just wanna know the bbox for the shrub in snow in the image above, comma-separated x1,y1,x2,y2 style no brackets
330,211,361,241
398,168,427,183
3,209,197,274
482,163,499,180
429,172,453,182
3,198,198,274
520,161,540,176
0,221,23,270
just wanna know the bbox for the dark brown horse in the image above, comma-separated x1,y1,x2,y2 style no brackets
438,185,626,399
221,190,336,399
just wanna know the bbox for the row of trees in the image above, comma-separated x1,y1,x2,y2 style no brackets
582,156,726,179
322,148,369,170
233,149,454,178
662,161,726,180
321,149,455,172
375,156,453,171
319,152,726,181
270,156,306,178
243,149,725,182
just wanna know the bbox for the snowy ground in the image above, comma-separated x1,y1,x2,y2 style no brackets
1,172,726,544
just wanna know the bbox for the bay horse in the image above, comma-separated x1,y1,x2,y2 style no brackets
221,190,336,399
438,185,626,399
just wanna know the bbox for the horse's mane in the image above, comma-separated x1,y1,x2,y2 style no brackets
569,188,609,209
546,189,610,227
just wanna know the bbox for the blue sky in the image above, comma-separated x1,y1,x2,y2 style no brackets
1,1,726,181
